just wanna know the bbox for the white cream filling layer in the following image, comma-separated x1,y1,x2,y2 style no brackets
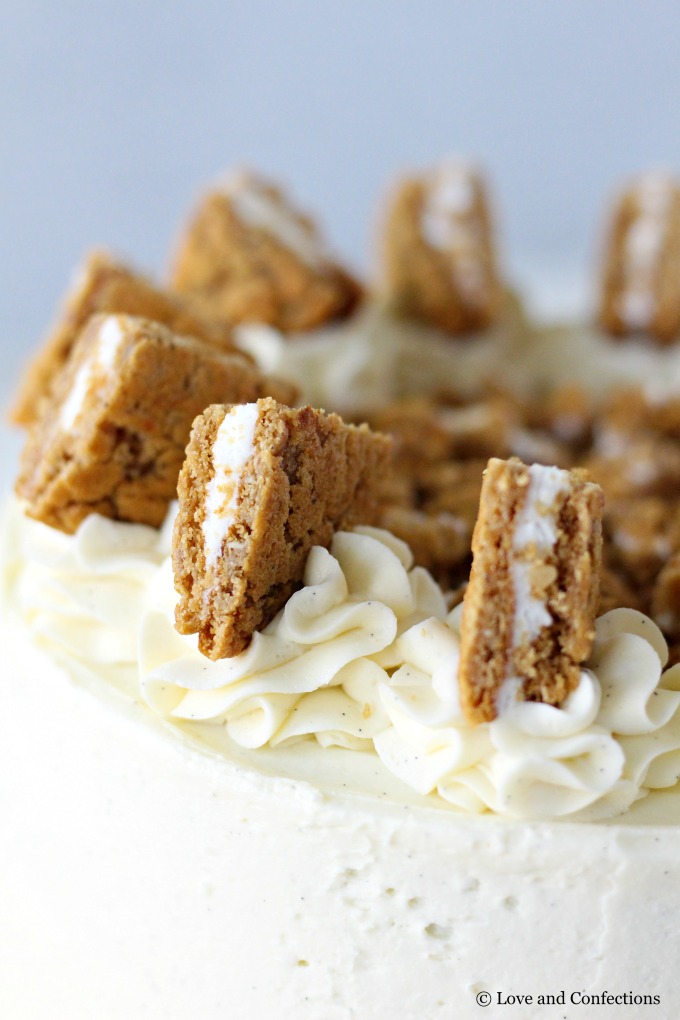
420,162,488,305
619,171,674,331
59,316,125,432
510,464,570,649
223,170,326,268
202,403,259,568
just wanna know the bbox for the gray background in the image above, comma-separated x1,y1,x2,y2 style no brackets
2,0,680,409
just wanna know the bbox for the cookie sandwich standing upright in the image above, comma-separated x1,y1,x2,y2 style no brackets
172,397,391,659
381,160,502,335
598,169,680,345
458,456,604,724
170,169,362,333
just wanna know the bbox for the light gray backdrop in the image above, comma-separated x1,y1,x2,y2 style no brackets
2,0,680,407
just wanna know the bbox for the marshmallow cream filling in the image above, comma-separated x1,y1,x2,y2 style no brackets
222,171,326,268
5,495,680,823
420,163,489,305
510,464,569,648
202,403,259,568
619,172,673,331
59,316,125,432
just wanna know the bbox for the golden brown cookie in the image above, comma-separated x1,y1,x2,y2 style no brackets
381,160,502,334
604,497,680,588
597,170,680,344
11,250,237,427
377,505,471,576
172,398,392,660
458,458,603,725
652,552,680,639
170,169,361,332
16,314,283,533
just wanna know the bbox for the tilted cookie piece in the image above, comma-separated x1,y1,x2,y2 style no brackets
597,170,680,345
169,169,362,332
11,250,237,427
458,458,603,724
381,160,502,334
16,314,285,533
173,398,392,660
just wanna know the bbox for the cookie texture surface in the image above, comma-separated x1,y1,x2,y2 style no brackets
16,314,283,533
172,398,392,660
381,161,502,334
170,170,361,333
457,457,603,725
11,250,237,427
598,170,680,345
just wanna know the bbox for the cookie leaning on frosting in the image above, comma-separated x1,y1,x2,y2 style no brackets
172,397,392,659
458,457,603,724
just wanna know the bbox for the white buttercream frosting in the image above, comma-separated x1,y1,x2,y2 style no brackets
5,495,680,823
203,403,259,568
235,294,530,417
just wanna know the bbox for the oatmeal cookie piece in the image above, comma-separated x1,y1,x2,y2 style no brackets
585,435,680,502
11,250,236,427
599,564,642,616
652,552,680,640
381,160,502,334
16,314,282,533
170,170,361,332
458,458,603,725
418,459,487,530
597,170,680,344
377,505,471,576
527,384,594,451
604,497,680,588
172,398,392,659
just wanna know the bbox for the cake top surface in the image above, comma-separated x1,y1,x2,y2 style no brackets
6,158,680,826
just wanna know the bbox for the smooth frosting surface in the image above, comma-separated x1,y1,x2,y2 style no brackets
6,496,680,823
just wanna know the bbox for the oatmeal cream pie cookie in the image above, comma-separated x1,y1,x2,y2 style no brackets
172,398,391,660
458,457,604,725
11,250,238,427
16,313,293,533
169,169,361,333
381,160,502,334
598,169,680,345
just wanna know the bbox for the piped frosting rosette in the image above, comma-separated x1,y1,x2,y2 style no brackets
140,526,448,751
375,605,680,820
3,498,169,692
